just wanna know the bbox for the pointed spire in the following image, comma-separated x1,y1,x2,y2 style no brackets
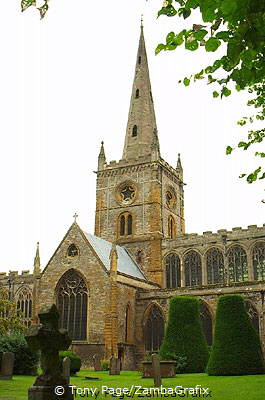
98,141,106,170
177,153,182,170
33,242,41,276
122,23,159,160
151,128,161,162
109,242,118,277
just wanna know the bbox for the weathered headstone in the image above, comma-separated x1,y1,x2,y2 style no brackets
109,356,120,375
93,354,101,371
151,353,161,387
0,352,15,380
26,304,73,400
62,357,71,385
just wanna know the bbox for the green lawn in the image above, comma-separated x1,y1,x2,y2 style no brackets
0,370,264,399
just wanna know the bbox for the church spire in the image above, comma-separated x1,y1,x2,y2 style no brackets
122,23,159,160
98,141,106,170
33,242,41,276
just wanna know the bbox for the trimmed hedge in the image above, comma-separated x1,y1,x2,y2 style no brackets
0,331,39,375
207,294,265,376
59,351,81,374
159,296,209,373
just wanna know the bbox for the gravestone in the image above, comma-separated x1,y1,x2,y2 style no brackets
62,357,70,385
151,353,161,387
26,304,73,400
109,356,120,375
0,352,15,380
93,354,101,371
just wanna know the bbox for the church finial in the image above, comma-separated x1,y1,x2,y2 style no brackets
73,213,78,223
109,243,118,277
34,242,41,276
151,128,161,161
98,141,106,170
177,153,182,169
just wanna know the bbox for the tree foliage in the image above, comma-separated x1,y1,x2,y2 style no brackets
21,0,49,19
0,288,25,334
159,296,209,373
207,294,265,375
157,0,265,187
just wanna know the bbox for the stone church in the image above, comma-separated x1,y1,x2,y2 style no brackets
1,24,264,369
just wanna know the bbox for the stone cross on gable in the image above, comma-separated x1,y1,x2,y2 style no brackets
73,213,78,222
26,304,73,399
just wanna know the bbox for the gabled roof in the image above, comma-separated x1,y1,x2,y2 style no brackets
83,231,147,281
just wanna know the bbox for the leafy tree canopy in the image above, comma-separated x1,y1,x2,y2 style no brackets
21,0,49,19
156,0,265,187
0,288,25,334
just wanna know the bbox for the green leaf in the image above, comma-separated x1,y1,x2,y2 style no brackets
185,39,199,51
216,31,230,42
238,141,248,149
184,77,190,86
38,1,48,19
259,172,265,180
155,44,166,55
185,0,199,9
157,6,177,18
246,167,261,183
205,37,221,52
239,174,246,178
213,91,219,98
194,29,208,41
21,0,36,12
221,86,231,97
220,0,238,16
166,32,175,43
226,146,233,155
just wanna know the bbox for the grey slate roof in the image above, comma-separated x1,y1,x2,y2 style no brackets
83,232,147,281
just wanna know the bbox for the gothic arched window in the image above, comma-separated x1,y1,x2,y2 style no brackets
132,125,137,137
253,242,265,281
57,269,88,341
206,248,224,284
168,216,176,239
135,89,139,98
184,250,202,286
245,301,259,334
165,253,181,288
145,305,164,352
200,301,212,345
138,56,141,65
119,213,133,237
228,245,248,282
125,303,132,342
16,288,32,327
67,244,78,257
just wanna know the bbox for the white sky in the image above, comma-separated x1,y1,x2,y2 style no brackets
0,1,264,273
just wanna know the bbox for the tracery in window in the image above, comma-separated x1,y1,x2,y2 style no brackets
253,242,265,280
16,288,32,327
119,212,133,237
144,305,164,352
245,301,259,334
168,215,176,239
67,244,78,258
57,269,88,341
184,250,202,286
165,253,181,288
206,248,224,284
200,301,212,345
227,245,248,282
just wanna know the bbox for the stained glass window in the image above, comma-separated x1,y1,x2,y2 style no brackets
145,305,164,352
16,288,32,327
228,245,248,282
184,250,202,286
253,242,265,281
165,253,181,288
206,248,224,284
200,302,212,345
57,269,88,341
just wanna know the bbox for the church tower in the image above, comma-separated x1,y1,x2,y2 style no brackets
94,23,185,286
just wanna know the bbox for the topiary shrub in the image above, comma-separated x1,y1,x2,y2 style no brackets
159,296,209,373
207,294,265,376
59,351,81,375
0,331,39,375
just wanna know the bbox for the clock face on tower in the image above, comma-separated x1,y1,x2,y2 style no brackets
116,182,137,205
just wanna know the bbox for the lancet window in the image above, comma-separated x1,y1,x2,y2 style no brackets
206,248,224,284
135,89,139,98
168,216,176,239
119,212,133,237
227,245,248,282
245,301,259,334
57,269,88,341
67,244,78,257
125,303,132,342
165,253,181,288
16,288,32,327
200,302,212,345
145,305,164,352
253,242,265,281
184,250,202,286
132,125,137,137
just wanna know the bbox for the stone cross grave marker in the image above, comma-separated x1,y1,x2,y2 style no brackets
151,353,161,387
0,352,15,380
26,304,73,400
62,357,71,385
93,354,101,371
109,356,120,375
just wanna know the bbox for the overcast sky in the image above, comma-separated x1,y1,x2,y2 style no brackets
0,1,264,273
